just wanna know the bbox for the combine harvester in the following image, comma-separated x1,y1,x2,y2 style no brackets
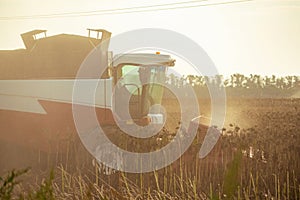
0,29,219,173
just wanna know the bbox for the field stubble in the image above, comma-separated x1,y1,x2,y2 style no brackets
0,98,299,199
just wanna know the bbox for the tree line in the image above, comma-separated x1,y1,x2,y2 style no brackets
165,74,300,98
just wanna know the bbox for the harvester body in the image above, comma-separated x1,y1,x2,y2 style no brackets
0,29,176,151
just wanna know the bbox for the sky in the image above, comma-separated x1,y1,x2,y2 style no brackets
0,0,299,76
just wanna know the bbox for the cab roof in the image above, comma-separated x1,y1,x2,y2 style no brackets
113,53,175,67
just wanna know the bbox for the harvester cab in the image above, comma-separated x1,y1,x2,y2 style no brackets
111,53,175,125
86,29,175,126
